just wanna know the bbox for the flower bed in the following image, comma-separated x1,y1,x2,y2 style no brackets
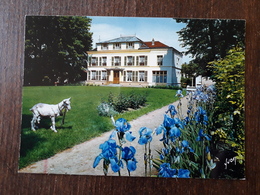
93,84,245,179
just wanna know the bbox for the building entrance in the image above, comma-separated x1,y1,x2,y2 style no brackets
113,71,120,84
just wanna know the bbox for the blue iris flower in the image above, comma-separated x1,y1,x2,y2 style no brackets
176,89,184,98
163,114,183,129
155,124,165,135
183,116,191,125
115,118,131,132
169,126,181,142
181,140,194,153
175,169,190,178
138,127,153,145
93,139,120,173
156,115,182,144
110,118,136,142
166,105,177,117
160,148,169,160
163,114,175,128
196,129,211,141
121,146,138,172
194,107,208,125
158,163,190,178
174,118,184,129
193,89,210,102
158,163,177,178
159,126,181,144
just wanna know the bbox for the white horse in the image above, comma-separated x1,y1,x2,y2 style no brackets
30,98,71,132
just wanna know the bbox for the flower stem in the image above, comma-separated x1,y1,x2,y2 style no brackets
201,140,205,178
117,132,122,176
148,142,152,176
144,144,147,177
111,115,115,126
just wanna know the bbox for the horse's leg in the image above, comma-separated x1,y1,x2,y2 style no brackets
31,114,37,131
50,116,57,133
37,116,41,124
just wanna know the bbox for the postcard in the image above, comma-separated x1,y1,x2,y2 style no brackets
19,16,245,179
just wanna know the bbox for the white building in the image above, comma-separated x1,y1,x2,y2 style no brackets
85,36,183,87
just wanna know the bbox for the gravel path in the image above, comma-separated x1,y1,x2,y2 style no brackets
19,96,189,177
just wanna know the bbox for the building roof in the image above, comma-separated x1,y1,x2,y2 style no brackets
97,36,142,44
95,36,183,56
141,40,170,48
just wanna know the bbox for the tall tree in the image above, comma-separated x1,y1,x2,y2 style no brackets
24,16,93,86
181,62,200,78
176,19,245,77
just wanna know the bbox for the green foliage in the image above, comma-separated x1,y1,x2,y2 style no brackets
97,102,119,117
176,19,245,77
24,16,93,86
102,91,148,113
181,62,200,77
180,77,192,88
209,47,245,165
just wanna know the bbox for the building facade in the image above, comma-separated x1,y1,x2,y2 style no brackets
85,36,183,87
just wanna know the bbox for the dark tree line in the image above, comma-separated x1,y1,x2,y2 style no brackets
176,19,245,77
24,16,93,86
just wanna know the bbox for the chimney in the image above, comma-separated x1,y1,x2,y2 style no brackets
152,38,155,46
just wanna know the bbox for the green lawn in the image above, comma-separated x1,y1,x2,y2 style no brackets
20,86,179,168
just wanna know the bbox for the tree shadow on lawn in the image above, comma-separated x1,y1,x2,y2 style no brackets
20,129,46,157
20,114,73,157
20,114,48,157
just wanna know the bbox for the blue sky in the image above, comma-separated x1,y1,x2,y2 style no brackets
88,16,192,63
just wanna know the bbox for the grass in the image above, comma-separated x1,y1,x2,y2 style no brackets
20,86,179,168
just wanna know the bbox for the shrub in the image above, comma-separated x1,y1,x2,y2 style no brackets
128,92,147,109
99,91,148,114
209,47,245,172
97,102,119,117
181,77,192,88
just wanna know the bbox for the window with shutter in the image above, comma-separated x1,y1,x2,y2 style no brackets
113,43,121,50
91,71,97,80
127,56,134,66
114,56,121,66
138,56,147,66
102,57,107,66
91,57,97,66
102,71,107,80
157,55,163,66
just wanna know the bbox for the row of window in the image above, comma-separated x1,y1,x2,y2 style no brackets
88,70,107,81
101,43,135,50
87,70,167,83
89,55,163,67
123,71,148,82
